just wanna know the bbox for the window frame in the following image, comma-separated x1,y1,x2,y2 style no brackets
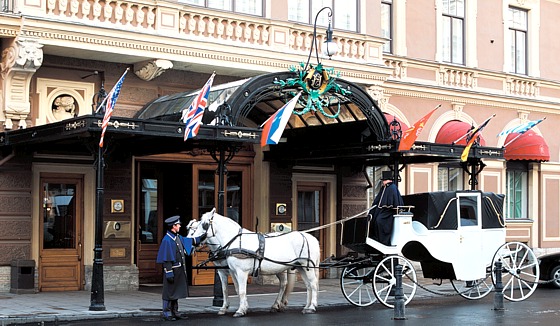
181,0,264,16
508,6,528,75
438,163,464,191
287,0,359,32
441,0,465,65
505,161,528,220
381,0,393,53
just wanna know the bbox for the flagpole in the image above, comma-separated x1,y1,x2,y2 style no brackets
503,117,546,148
95,68,130,114
452,127,473,145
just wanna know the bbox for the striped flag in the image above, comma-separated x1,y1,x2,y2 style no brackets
398,105,440,151
182,73,215,141
497,118,545,137
99,69,129,148
460,114,495,162
261,92,301,147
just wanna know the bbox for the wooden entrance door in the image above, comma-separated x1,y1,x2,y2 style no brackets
39,175,83,291
136,165,163,284
297,183,326,277
191,164,251,285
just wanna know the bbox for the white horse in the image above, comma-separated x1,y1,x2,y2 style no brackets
190,208,320,317
187,219,294,316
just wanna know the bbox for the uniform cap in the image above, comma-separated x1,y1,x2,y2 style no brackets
165,215,181,226
381,170,393,181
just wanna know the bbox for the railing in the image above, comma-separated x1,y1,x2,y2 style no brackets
16,0,376,62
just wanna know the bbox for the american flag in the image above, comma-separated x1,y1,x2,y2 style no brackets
183,73,215,141
99,69,128,148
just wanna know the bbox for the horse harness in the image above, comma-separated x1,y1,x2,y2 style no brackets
200,215,317,275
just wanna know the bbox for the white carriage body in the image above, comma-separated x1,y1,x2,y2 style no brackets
343,190,506,281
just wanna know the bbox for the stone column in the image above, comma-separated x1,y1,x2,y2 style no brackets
1,37,44,130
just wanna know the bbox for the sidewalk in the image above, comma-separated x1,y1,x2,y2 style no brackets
0,278,446,325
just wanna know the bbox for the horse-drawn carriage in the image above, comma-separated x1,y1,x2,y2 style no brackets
336,189,540,308
189,188,540,317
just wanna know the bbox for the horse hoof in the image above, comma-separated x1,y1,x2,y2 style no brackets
233,312,245,318
301,309,316,314
218,310,226,315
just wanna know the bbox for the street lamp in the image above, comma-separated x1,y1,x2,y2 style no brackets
304,6,339,71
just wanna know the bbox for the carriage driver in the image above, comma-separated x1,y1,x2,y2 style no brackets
369,170,404,246
156,215,205,321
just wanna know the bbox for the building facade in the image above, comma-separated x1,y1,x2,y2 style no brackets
0,0,559,293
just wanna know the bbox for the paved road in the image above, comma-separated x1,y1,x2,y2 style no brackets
26,287,560,326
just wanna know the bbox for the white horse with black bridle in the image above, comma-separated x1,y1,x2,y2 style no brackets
189,208,320,317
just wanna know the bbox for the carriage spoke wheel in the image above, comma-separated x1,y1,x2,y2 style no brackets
340,265,376,307
491,242,540,302
451,270,493,300
373,255,417,309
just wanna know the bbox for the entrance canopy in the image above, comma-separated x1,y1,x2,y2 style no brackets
1,71,503,167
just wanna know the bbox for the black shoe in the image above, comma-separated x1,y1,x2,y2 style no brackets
173,313,187,320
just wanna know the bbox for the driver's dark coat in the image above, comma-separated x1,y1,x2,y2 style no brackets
156,231,196,300
369,181,404,246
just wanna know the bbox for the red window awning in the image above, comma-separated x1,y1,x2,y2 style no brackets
435,120,486,146
504,129,550,161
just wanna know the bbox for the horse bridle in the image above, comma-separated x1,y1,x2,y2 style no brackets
201,211,215,239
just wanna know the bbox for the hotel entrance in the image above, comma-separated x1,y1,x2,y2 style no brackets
135,156,252,285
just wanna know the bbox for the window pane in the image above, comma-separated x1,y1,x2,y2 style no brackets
442,16,451,61
182,0,205,5
43,183,76,249
451,18,463,63
381,2,392,53
506,169,527,219
236,0,262,15
516,31,526,74
226,171,242,224
334,0,356,31
312,0,332,27
208,0,231,10
140,178,158,244
198,170,215,213
288,0,309,22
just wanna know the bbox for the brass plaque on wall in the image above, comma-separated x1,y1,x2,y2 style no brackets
110,248,126,258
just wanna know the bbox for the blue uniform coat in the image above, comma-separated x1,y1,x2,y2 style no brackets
156,231,196,300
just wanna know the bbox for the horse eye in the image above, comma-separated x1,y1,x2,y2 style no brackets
203,223,209,231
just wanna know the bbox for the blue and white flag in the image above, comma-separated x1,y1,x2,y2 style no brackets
497,118,544,137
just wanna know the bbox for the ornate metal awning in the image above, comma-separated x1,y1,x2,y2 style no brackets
0,116,260,156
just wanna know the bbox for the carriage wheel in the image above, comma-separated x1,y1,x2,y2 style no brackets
340,265,376,307
372,255,417,309
491,242,540,302
451,270,493,300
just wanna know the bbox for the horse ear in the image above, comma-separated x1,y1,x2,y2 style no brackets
211,208,216,214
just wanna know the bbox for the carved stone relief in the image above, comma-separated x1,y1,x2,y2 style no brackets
52,95,78,121
1,37,43,130
134,59,173,81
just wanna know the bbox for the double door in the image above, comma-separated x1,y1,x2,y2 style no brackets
136,160,251,285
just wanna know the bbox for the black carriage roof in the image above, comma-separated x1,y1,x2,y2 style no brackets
403,191,505,231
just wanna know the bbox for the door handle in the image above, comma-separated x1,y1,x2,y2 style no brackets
78,242,82,261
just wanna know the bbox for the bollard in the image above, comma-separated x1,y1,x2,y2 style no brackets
393,264,407,320
493,259,504,311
